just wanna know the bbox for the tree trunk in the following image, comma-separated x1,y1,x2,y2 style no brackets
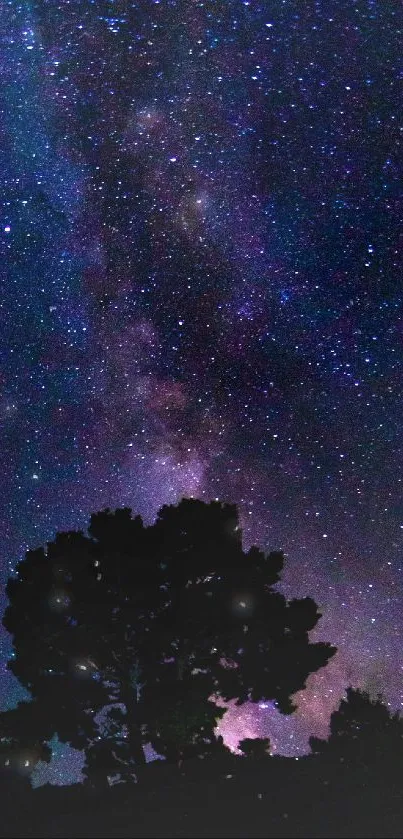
121,683,146,767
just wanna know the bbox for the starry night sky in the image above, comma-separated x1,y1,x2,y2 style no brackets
1,0,402,785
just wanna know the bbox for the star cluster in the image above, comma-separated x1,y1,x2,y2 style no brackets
0,0,402,781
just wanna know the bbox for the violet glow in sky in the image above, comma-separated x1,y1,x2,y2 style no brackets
0,0,402,784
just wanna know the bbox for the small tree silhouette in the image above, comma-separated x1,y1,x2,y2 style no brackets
310,687,403,770
239,737,271,758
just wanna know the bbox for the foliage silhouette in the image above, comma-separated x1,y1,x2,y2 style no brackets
3,498,336,785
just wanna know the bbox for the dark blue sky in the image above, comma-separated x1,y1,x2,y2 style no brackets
0,0,402,782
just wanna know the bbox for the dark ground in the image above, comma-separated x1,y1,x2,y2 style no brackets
1,755,401,838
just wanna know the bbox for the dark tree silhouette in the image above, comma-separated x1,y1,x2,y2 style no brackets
3,498,336,784
310,687,403,769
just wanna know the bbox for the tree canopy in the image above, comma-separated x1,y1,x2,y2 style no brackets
3,498,336,785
